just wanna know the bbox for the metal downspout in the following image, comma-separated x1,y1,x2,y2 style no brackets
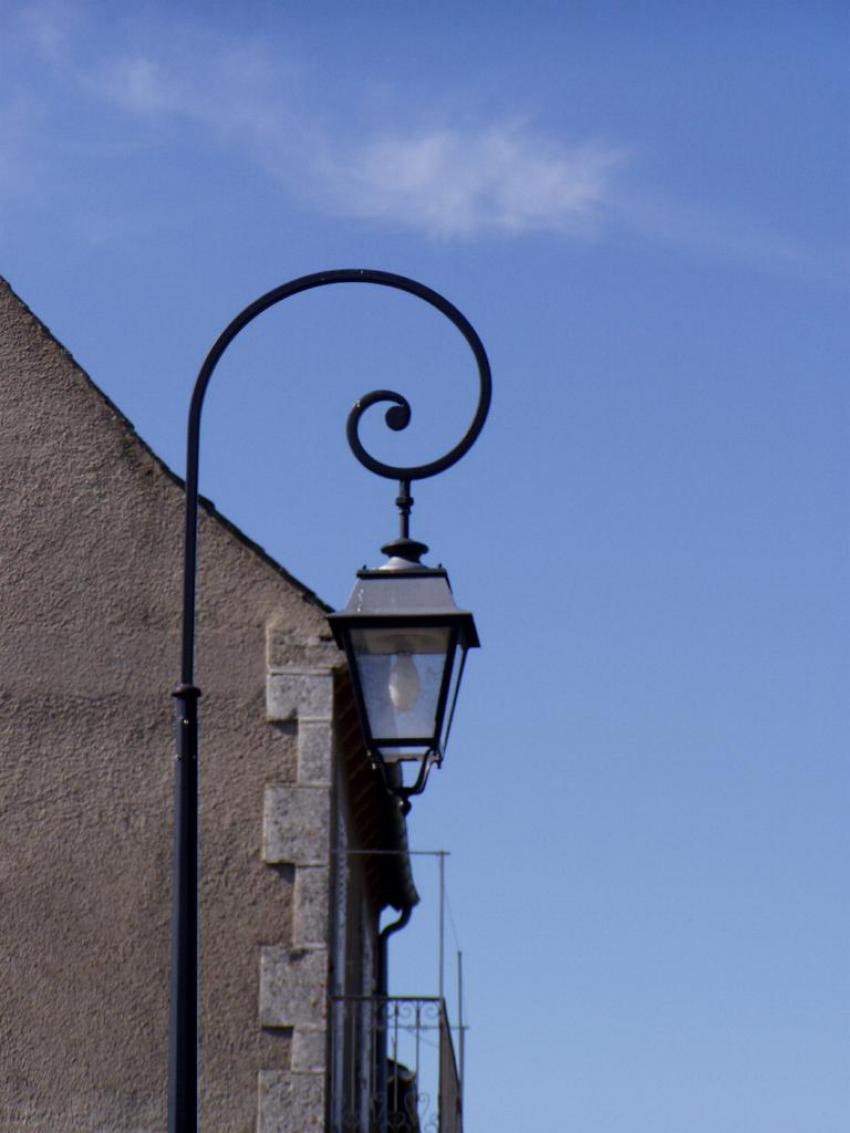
376,904,414,1133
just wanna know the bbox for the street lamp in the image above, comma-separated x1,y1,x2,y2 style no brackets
169,268,491,1133
328,518,480,808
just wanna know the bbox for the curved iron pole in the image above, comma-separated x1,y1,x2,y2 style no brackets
168,269,491,1133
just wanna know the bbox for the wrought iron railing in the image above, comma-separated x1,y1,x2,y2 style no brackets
329,996,462,1133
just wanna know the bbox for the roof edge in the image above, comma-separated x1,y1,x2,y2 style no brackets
0,275,333,615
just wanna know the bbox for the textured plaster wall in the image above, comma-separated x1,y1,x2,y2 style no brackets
0,282,336,1132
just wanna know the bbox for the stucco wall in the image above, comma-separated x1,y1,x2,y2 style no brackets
0,280,338,1131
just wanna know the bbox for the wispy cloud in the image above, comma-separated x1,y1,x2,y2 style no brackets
4,2,827,272
314,127,624,238
99,56,178,116
613,190,820,273
0,91,53,223
94,43,283,129
16,0,77,63
88,50,624,239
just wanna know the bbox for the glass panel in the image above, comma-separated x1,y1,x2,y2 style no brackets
349,573,460,616
439,643,467,757
350,626,451,657
351,627,451,752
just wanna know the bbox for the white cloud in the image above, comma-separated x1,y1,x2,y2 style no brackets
83,44,623,239
16,0,77,63
4,7,820,269
322,126,623,238
88,44,292,151
6,6,623,241
613,190,816,271
0,92,51,215
100,56,178,116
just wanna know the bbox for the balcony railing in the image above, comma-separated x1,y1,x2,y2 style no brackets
329,996,462,1133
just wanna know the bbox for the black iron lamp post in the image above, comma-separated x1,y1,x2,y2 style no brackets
168,269,490,1133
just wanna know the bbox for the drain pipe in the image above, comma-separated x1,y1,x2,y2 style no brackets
376,903,414,1133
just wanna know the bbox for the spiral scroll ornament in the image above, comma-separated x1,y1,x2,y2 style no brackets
340,273,491,554
345,291,491,484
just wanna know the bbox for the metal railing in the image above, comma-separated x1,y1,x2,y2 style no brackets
329,996,462,1133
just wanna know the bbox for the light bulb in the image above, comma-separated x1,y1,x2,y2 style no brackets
388,653,420,713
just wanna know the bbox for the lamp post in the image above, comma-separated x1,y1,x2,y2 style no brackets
168,268,491,1133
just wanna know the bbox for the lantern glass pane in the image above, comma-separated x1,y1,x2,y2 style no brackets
350,626,451,753
439,642,467,756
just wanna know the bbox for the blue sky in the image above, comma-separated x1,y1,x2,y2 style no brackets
2,3,848,1130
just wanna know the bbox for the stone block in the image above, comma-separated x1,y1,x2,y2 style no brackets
263,785,329,867
293,866,329,948
257,1070,325,1133
266,629,338,671
259,944,327,1029
296,719,332,785
291,1028,326,1074
266,668,333,723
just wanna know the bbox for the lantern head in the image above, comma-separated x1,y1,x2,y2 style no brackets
329,541,479,806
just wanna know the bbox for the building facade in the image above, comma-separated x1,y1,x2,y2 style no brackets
0,279,457,1132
